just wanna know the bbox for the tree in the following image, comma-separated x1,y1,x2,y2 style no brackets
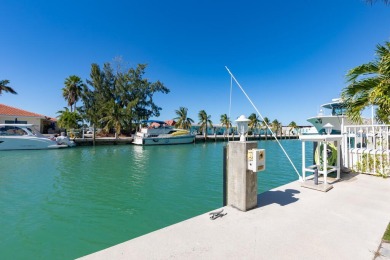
126,64,170,123
341,41,390,124
248,113,261,136
220,114,232,136
198,110,213,140
57,107,82,130
0,79,17,96
174,107,194,129
81,62,170,137
100,99,136,139
288,121,298,137
262,117,271,140
272,119,282,137
62,75,84,112
80,65,104,143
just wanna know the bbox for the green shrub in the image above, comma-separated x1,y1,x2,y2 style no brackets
356,153,389,178
383,223,390,242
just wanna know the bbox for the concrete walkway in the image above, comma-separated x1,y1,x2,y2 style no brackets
80,173,390,260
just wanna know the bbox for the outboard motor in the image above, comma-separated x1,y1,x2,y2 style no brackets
56,135,76,147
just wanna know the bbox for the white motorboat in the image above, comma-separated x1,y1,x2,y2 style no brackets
307,98,352,135
300,126,319,135
0,124,75,150
133,120,195,145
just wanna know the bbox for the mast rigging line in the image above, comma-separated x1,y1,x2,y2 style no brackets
229,75,233,121
228,75,233,142
225,66,302,181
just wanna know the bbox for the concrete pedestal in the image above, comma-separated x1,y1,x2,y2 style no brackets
227,141,258,211
301,179,333,192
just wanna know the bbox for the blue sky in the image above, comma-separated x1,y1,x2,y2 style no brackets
1,0,389,125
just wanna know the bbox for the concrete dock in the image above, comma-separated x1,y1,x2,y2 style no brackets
79,173,390,259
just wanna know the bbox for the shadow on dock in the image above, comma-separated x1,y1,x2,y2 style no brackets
257,188,300,207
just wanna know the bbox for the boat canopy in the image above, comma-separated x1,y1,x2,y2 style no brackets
141,120,167,125
321,102,345,109
321,100,347,116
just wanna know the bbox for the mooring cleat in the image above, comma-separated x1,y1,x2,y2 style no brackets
209,209,227,220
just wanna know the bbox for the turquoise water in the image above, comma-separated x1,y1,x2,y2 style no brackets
0,140,312,259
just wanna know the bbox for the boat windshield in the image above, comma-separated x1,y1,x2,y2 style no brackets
27,126,45,137
0,125,29,136
322,102,347,116
332,106,347,116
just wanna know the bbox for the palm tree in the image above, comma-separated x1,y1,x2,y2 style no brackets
248,113,261,136
262,117,271,140
198,110,213,140
341,41,390,124
220,114,232,137
57,107,82,131
62,75,84,112
0,79,17,96
288,121,298,137
272,119,282,138
174,107,194,129
100,99,129,139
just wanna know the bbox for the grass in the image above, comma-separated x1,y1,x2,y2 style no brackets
373,223,390,259
383,222,390,242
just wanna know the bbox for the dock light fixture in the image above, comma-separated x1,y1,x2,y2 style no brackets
323,123,334,135
236,115,250,142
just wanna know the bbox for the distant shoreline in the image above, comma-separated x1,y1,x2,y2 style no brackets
73,135,299,146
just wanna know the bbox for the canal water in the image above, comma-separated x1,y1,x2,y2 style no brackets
0,140,312,259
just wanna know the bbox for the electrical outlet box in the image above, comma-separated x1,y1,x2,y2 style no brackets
247,149,265,172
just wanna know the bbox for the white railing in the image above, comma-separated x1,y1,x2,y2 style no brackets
343,125,390,177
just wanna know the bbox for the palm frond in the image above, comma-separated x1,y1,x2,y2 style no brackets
0,79,18,95
346,62,378,82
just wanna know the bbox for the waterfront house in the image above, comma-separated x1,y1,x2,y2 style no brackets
0,103,58,134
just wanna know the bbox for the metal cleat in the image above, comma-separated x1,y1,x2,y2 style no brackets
209,209,227,220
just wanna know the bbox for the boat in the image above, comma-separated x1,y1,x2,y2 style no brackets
299,126,319,135
133,120,196,145
306,98,352,135
0,124,75,150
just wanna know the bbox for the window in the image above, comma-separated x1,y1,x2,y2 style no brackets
5,120,28,124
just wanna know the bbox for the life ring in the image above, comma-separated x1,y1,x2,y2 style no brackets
314,142,337,167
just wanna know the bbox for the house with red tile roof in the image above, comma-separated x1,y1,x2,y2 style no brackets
0,104,58,133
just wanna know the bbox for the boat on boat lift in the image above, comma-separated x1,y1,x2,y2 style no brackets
133,120,196,145
306,98,353,135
